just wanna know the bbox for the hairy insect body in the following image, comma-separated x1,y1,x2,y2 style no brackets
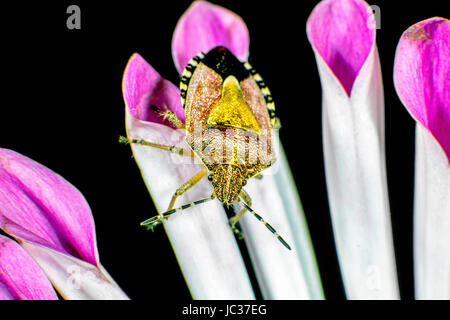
183,48,275,204
125,46,291,249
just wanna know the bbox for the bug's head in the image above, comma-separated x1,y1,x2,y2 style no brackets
208,164,247,205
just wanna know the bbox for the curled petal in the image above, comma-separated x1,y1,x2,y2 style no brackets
0,235,57,300
172,0,250,73
393,17,450,161
0,148,98,266
393,17,450,299
307,0,399,299
307,0,376,96
122,53,185,126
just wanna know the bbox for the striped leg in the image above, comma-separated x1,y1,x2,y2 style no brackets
141,193,216,231
167,169,208,211
229,189,252,239
151,105,185,130
239,201,292,250
119,136,195,158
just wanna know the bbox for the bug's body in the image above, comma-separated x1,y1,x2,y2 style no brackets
122,46,291,250
181,46,276,205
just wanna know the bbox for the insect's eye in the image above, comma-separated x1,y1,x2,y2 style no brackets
242,179,247,186
208,174,214,181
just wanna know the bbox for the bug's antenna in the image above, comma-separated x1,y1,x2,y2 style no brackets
239,200,292,250
141,194,216,231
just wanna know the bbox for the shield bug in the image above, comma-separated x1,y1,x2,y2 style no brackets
120,46,290,250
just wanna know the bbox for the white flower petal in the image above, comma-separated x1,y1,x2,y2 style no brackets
237,135,324,299
414,125,450,299
311,45,399,299
126,109,255,299
19,240,128,300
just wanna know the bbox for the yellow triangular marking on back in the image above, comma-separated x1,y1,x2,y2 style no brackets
206,75,260,134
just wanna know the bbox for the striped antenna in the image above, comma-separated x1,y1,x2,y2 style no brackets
240,200,292,250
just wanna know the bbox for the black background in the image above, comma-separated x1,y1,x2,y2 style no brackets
0,0,445,301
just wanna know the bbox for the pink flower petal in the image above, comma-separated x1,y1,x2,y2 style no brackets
307,0,376,96
0,235,57,300
394,17,450,161
122,53,185,126
0,148,98,266
172,0,250,73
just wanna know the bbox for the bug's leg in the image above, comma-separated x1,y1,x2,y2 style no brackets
270,117,282,130
239,200,292,250
229,189,252,239
164,111,185,130
167,169,208,211
119,136,195,158
147,104,186,130
141,193,216,231
159,110,186,130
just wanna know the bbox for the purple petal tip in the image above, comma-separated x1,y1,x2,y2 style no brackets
307,0,376,96
172,0,250,73
122,53,185,126
394,17,450,161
